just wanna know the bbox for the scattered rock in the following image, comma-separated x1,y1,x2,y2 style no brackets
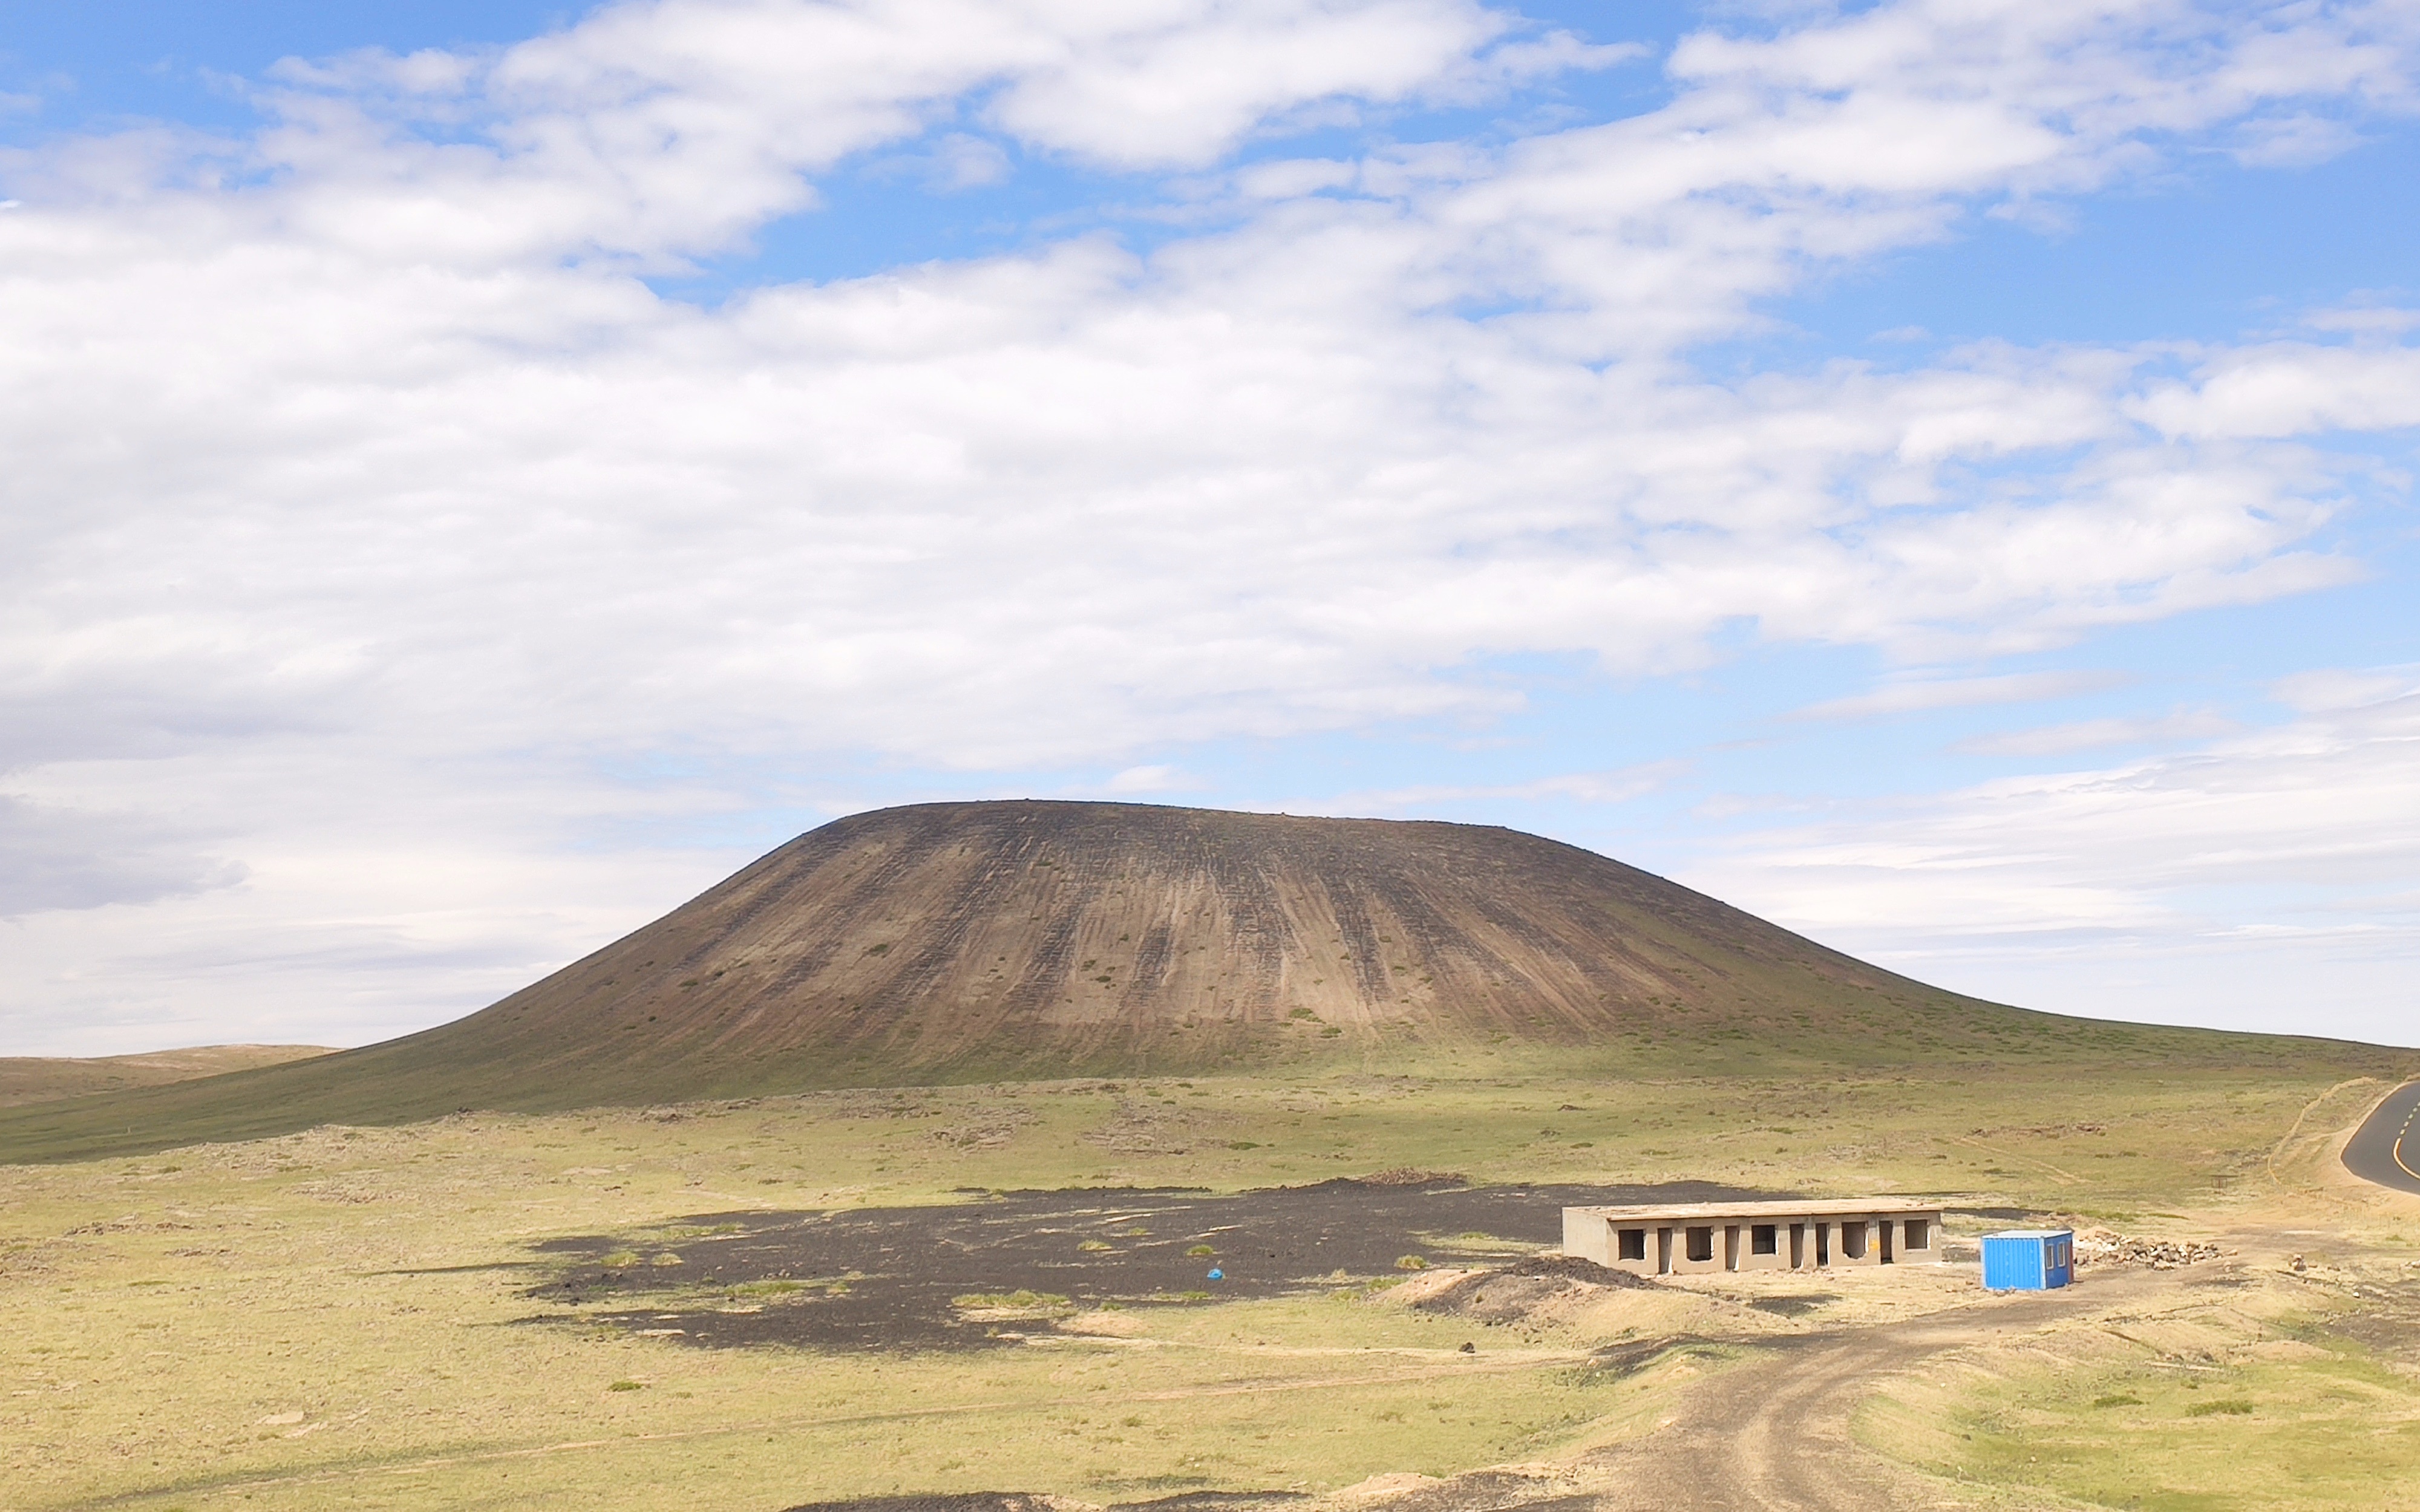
1084,1099,1228,1155
929,1108,1037,1148
780,1495,1089,1512
1333,1474,1443,1502
1335,1467,1580,1512
2075,1229,2224,1269
1110,1495,1307,1512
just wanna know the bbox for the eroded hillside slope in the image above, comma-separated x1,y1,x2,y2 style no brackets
1,801,2376,1160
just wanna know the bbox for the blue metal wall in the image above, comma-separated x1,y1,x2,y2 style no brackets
1981,1230,2073,1289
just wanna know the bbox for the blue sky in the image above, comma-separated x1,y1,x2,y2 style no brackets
2,0,2417,1054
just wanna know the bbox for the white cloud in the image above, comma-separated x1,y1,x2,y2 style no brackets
0,739,762,1054
2229,110,2367,165
2271,664,2418,712
217,0,1603,269
2,0,2418,1048
1951,708,2238,756
0,796,247,916
1101,763,1197,793
1687,673,2420,1044
927,132,1013,189
2305,302,2420,336
972,0,1585,168
1335,761,1688,812
2129,340,2420,438
1793,671,2128,721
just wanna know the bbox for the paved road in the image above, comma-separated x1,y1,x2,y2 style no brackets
2343,1080,2420,1196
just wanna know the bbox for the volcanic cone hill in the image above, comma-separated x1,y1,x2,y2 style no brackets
0,801,2374,1161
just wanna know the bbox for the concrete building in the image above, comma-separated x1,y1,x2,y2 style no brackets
1562,1198,1946,1277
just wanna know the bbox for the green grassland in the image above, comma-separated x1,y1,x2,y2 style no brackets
0,1005,2402,1167
4,1057,2418,1511
0,1045,333,1110
1857,1280,2420,1508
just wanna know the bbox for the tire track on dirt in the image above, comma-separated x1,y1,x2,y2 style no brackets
1579,1270,2170,1511
2271,1077,2382,1189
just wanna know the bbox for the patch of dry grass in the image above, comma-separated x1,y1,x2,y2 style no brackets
0,1045,334,1109
2,1064,2415,1509
1857,1271,2420,1509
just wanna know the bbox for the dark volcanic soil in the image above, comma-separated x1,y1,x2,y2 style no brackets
527,1178,1771,1351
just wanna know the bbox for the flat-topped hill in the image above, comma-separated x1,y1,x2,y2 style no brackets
361,798,2002,1082
0,801,2387,1161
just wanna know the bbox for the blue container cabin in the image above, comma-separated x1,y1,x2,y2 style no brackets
1980,1229,2074,1290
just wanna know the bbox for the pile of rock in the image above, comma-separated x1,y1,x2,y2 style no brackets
2075,1229,2225,1269
1359,1167,1469,1186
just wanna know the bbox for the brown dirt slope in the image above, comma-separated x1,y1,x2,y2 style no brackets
0,801,2378,1162
0,1044,333,1109
448,798,1957,1079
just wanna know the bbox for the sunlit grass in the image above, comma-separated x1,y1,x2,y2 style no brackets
1860,1327,2420,1508
1,1061,2413,1509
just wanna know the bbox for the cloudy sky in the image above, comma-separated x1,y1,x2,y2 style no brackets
3,0,2416,1056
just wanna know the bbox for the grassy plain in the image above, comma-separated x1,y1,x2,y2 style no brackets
1854,1170,2420,1511
0,970,2384,1164
4,1056,2417,1511
0,1046,332,1110
1862,1315,2420,1510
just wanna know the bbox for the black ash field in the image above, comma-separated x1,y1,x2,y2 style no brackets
526,1178,1755,1351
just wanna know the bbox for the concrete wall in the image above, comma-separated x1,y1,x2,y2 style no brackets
1562,1207,1612,1265
1571,1207,1943,1279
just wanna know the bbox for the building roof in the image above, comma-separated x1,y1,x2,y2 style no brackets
1565,1198,1946,1223
1981,1228,2072,1240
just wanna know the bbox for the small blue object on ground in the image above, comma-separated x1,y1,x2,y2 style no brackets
1980,1229,2075,1290
1206,1268,1223,1280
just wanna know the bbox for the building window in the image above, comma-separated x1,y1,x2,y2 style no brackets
1842,1222,1868,1260
1686,1226,1714,1263
1617,1228,1646,1261
1751,1224,1777,1255
1903,1219,1930,1251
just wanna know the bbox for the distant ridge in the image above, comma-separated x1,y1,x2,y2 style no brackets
0,1044,332,1109
0,801,2385,1161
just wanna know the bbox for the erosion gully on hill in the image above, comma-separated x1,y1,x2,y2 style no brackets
8,800,2393,1164
522,1177,1771,1351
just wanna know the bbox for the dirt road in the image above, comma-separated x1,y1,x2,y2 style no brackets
774,1269,2177,1512
1561,1268,2170,1512
760,1263,2180,1512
